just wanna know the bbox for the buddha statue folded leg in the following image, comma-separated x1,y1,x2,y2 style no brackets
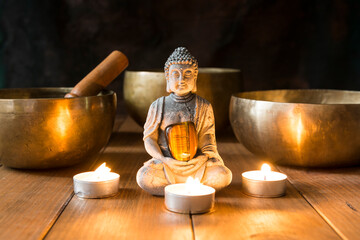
136,159,169,196
201,164,232,191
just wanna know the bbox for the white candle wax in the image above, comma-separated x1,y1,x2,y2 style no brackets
242,170,287,181
74,171,120,182
73,163,120,198
165,177,215,214
242,164,287,197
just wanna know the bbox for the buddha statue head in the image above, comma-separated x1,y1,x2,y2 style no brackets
164,47,199,96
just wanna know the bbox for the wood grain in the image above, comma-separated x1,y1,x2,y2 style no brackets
0,152,100,239
0,113,125,240
1,115,357,240
192,133,340,240
278,165,360,240
45,117,194,240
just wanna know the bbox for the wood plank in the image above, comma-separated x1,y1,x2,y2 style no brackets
45,117,194,240
192,132,340,240
278,165,360,240
0,151,100,239
0,112,125,240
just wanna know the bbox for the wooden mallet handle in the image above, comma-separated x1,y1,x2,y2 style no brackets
65,50,129,98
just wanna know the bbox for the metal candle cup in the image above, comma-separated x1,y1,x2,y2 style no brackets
242,164,287,198
164,177,215,214
73,163,120,198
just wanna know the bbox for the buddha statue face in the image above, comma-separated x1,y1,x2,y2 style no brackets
168,63,196,96
165,47,199,95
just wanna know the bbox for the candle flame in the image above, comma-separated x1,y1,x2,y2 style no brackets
261,163,271,180
94,163,111,178
261,163,271,172
185,176,202,194
186,176,201,185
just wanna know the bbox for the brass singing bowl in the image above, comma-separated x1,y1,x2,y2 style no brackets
230,89,360,167
124,68,242,131
0,88,116,169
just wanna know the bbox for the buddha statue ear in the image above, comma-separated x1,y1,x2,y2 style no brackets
166,78,171,93
165,68,171,93
191,68,198,93
191,77,197,93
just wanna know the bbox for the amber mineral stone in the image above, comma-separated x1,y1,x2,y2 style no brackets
166,121,198,161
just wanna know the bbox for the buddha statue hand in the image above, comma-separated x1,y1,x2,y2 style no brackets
181,155,208,176
161,155,208,176
161,157,196,174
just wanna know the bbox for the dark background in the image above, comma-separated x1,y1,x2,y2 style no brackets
1,0,359,97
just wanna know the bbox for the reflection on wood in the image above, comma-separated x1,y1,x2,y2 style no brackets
278,165,360,240
192,141,340,239
0,116,357,239
0,154,99,239
45,117,193,240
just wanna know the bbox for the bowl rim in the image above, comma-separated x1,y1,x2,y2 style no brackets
231,89,360,106
0,87,115,101
125,67,241,75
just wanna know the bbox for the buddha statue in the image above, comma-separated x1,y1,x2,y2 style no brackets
136,47,232,196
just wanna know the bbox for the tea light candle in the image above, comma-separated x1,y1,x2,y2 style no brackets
242,163,287,197
165,177,215,214
73,163,120,198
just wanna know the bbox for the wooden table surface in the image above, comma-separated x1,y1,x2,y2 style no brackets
0,116,359,240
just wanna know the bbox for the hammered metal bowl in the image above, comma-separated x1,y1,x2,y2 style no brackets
230,89,360,167
0,88,116,169
124,68,242,130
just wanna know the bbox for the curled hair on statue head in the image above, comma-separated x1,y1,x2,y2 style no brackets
164,47,198,93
